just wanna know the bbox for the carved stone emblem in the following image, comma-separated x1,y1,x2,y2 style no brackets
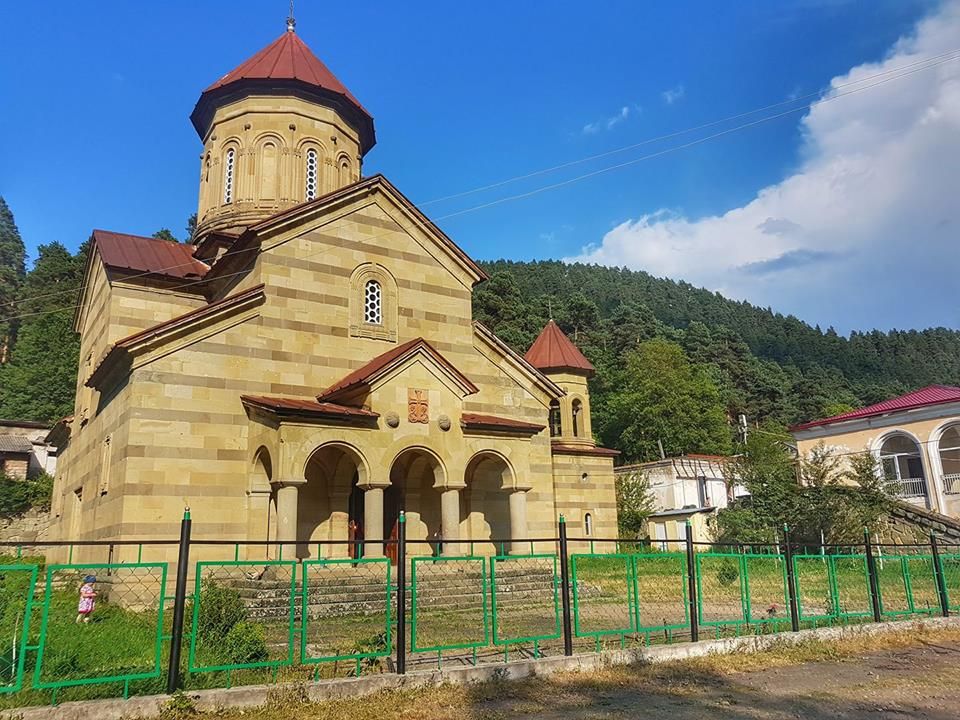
408,389,429,424
438,414,451,431
384,411,400,428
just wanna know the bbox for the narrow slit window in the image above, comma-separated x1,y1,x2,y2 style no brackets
584,513,593,536
572,399,582,437
549,400,561,437
223,148,236,204
364,280,382,324
305,149,318,200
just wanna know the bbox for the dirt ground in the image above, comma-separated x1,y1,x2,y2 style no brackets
185,628,960,720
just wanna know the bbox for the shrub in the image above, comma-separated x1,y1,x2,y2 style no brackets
0,472,54,517
717,559,740,587
195,579,246,641
222,621,268,665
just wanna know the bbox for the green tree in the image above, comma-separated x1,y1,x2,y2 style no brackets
152,228,178,242
0,197,26,363
0,242,86,423
615,470,656,538
599,339,732,462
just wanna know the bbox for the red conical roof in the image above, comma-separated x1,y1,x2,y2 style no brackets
524,321,595,376
191,31,375,151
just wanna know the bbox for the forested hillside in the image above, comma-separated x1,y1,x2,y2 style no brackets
2,195,959,463
473,260,960,460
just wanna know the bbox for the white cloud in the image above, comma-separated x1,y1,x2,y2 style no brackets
582,105,634,134
661,84,685,104
569,1,960,332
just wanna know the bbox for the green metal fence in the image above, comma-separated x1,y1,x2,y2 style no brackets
3,532,959,711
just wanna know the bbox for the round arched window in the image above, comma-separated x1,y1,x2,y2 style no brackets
305,149,319,201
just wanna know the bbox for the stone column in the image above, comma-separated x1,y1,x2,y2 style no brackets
508,489,529,555
275,481,303,561
441,488,462,557
246,489,272,562
363,486,385,558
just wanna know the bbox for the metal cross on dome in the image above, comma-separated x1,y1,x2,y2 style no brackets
286,0,296,32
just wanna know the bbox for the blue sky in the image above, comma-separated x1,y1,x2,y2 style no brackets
2,0,956,333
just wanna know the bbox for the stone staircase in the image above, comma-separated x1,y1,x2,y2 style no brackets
225,561,560,621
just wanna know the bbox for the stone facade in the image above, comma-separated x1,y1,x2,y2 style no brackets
48,29,619,563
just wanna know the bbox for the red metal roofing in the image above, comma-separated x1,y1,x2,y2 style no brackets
93,230,209,281
317,338,478,402
203,31,369,117
461,413,545,434
792,385,960,431
524,321,595,375
550,444,620,457
241,395,378,420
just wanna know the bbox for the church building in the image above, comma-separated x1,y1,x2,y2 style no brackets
49,23,619,560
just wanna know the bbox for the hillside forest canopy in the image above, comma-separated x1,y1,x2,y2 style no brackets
2,197,960,463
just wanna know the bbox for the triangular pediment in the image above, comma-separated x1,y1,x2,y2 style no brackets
206,175,487,292
317,338,478,406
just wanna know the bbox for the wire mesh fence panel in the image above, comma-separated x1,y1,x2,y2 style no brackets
631,553,688,640
188,560,296,673
902,555,940,616
33,563,167,690
571,554,634,638
0,564,39,695
793,556,835,621
695,553,746,629
940,553,960,610
300,558,392,667
410,557,488,653
832,555,872,619
489,554,560,647
743,555,790,628
873,554,912,617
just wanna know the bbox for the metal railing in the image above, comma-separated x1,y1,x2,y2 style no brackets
943,473,960,495
2,514,958,711
893,477,928,499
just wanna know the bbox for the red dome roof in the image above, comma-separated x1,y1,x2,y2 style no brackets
191,31,374,150
524,321,595,376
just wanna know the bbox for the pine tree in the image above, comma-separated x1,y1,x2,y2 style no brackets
0,197,27,363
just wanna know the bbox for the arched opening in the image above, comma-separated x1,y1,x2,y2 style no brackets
305,148,319,201
364,279,382,325
463,452,513,555
548,400,561,437
223,147,236,204
584,513,593,536
249,447,276,558
879,434,928,504
571,399,583,438
300,444,367,559
259,141,279,200
939,424,960,495
387,449,445,561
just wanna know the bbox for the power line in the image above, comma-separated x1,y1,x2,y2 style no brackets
3,50,959,325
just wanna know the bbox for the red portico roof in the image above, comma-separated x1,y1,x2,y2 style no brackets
791,385,960,431
524,321,595,376
191,30,375,151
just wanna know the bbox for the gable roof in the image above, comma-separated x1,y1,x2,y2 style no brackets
87,284,265,390
205,174,487,289
524,320,595,376
791,384,960,431
317,337,478,404
93,230,210,282
191,31,374,150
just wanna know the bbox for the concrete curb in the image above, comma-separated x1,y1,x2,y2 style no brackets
6,616,959,720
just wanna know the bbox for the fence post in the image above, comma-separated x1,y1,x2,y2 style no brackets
166,507,192,694
782,524,800,632
863,528,882,623
684,521,699,642
930,532,950,618
395,510,407,675
558,515,574,656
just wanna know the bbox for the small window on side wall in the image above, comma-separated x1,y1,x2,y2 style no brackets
223,148,236,204
584,512,593,536
571,399,583,437
305,148,319,200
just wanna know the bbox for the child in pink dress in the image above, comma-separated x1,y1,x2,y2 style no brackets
76,575,97,623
